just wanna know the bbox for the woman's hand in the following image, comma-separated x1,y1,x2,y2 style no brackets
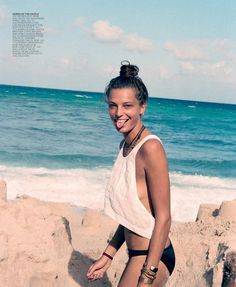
86,255,112,281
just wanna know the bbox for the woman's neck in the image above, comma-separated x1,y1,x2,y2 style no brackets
124,123,144,145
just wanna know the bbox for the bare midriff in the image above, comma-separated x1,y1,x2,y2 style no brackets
124,227,171,250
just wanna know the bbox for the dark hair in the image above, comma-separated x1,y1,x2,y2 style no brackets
105,61,148,105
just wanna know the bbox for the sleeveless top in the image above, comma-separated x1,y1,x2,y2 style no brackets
104,134,162,239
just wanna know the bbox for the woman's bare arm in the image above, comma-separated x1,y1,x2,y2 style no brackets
141,139,171,269
87,224,125,280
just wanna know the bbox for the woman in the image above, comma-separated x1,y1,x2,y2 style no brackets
87,61,175,286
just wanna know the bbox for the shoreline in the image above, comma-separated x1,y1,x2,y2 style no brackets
1,164,236,223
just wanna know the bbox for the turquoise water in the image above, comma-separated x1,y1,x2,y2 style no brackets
0,84,235,221
0,84,235,178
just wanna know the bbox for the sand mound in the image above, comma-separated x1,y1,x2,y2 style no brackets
166,200,236,286
0,180,88,287
0,179,235,286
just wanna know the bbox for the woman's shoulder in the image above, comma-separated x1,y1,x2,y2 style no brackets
139,135,167,169
139,134,165,157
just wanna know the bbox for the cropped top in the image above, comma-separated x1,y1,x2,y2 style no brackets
104,134,162,239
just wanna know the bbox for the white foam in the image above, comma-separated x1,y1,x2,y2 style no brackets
74,94,92,99
0,165,110,210
170,172,236,221
0,165,235,222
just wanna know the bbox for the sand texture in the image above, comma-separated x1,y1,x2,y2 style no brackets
0,179,235,286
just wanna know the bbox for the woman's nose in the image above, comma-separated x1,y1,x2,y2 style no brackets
116,106,124,117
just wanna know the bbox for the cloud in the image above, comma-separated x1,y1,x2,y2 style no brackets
213,38,235,52
180,61,195,72
163,39,236,86
164,41,206,60
75,18,154,52
180,60,235,85
47,57,88,77
123,34,153,52
92,20,123,42
73,17,90,33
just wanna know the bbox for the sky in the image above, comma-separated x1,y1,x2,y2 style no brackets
0,0,236,104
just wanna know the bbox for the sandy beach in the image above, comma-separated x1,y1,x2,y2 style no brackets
0,179,235,287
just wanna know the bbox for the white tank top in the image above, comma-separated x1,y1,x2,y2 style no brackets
104,134,162,239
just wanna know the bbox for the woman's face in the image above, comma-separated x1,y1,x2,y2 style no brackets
107,88,146,134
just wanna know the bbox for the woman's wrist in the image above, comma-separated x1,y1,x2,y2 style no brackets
143,261,158,273
138,261,158,285
102,252,113,260
102,243,117,260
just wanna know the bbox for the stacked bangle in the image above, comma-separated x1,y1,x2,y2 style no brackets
138,263,158,285
102,252,113,260
143,261,158,273
138,276,154,285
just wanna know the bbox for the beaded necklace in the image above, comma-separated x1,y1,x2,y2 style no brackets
123,125,145,156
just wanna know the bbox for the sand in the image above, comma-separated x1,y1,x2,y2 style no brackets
0,179,235,286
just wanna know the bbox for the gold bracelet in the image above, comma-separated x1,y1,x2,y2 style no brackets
140,273,156,282
138,276,154,285
141,267,157,278
141,270,155,279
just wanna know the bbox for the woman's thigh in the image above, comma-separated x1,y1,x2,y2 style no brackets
117,256,170,287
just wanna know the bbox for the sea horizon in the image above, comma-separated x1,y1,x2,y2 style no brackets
1,83,235,107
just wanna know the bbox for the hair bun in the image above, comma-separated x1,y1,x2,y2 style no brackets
120,60,139,78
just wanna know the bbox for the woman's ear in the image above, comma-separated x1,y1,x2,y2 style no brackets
140,103,147,116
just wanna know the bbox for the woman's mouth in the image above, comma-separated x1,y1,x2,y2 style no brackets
115,119,129,129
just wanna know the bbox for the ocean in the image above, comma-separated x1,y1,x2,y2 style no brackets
0,84,236,221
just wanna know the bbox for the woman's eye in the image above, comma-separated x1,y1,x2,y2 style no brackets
124,104,132,108
108,104,116,108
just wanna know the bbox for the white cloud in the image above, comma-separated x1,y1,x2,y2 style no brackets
164,41,206,60
208,61,234,80
180,60,235,85
213,38,235,51
73,17,90,33
123,34,153,52
47,57,88,77
180,61,194,72
75,18,154,52
73,17,84,27
92,20,123,42
163,39,236,87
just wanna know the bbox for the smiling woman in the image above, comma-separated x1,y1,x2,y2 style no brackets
108,88,145,130
87,61,175,287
